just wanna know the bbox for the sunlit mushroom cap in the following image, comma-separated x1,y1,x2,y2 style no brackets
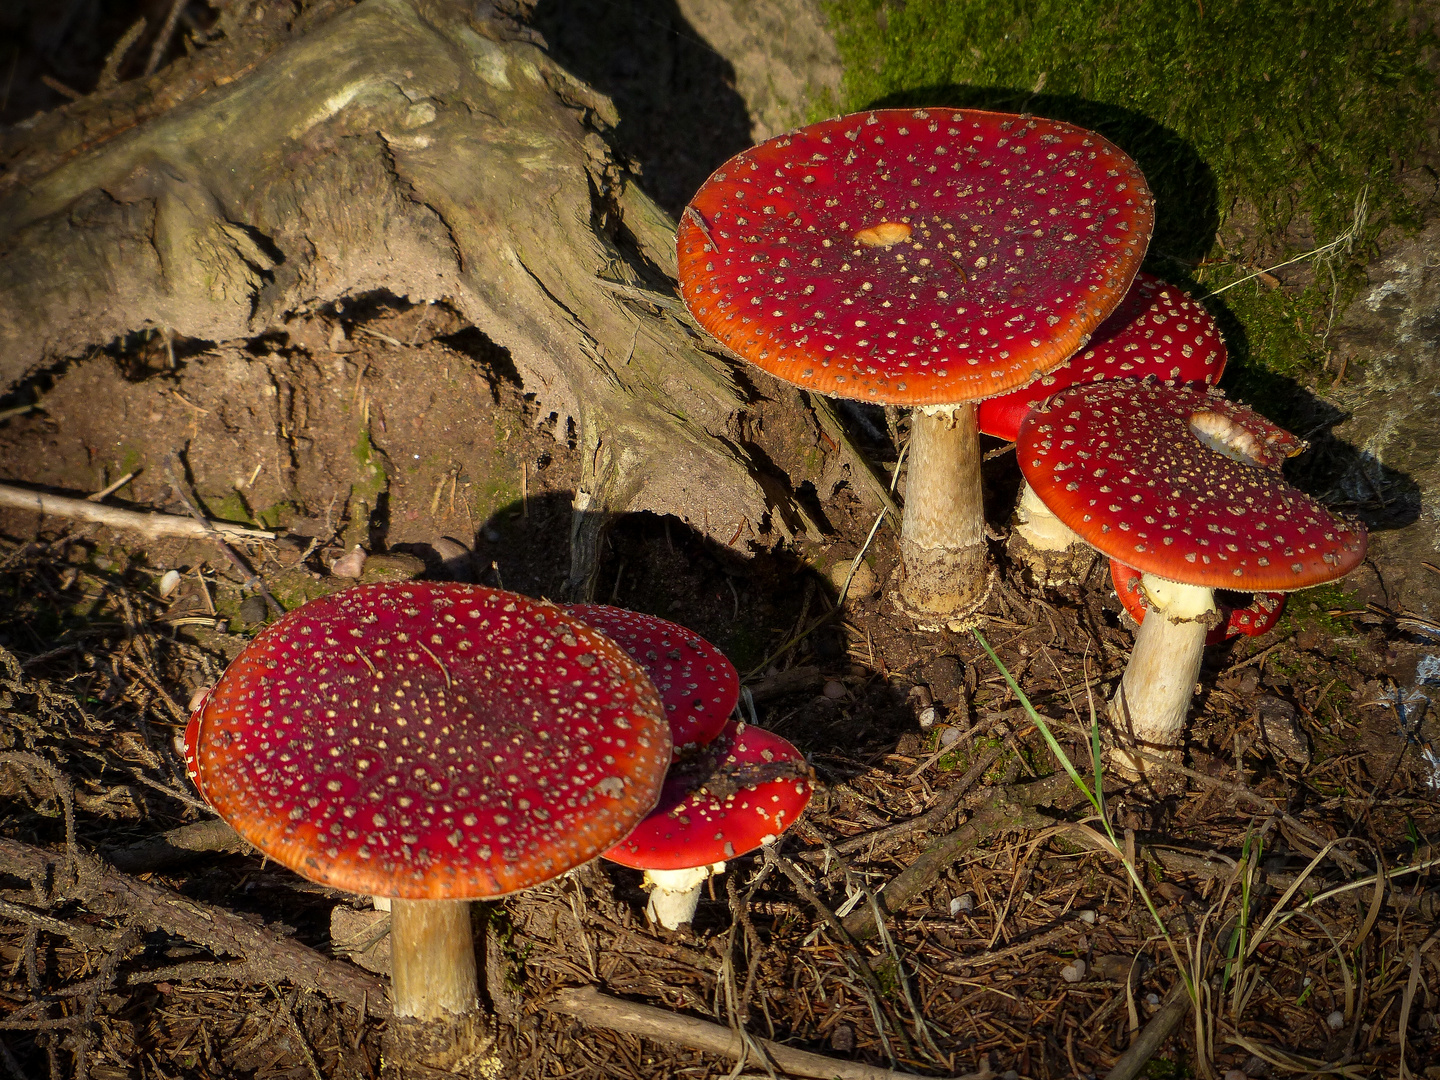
566,604,738,759
1110,558,1286,644
978,272,1226,441
604,720,813,872
1017,381,1367,591
678,108,1154,406
192,583,671,900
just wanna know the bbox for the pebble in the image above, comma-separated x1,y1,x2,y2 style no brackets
1077,909,1096,925
918,705,938,728
1146,993,1161,1007
938,726,962,747
822,680,847,700
950,894,974,915
1060,959,1086,983
1224,1071,1248,1080
238,594,268,625
158,569,182,598
1326,1010,1345,1030
829,557,877,599
331,545,367,578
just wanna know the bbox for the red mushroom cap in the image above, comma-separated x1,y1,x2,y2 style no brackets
1110,558,1286,644
678,108,1154,406
1017,381,1367,591
604,720,813,872
192,583,671,900
183,692,210,802
565,604,738,758
978,272,1227,442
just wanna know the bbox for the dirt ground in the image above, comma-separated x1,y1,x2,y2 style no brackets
2,2,1439,1079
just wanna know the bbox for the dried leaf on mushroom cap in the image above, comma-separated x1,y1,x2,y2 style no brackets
978,271,1227,442
565,604,738,758
1017,380,1366,592
604,720,813,873
193,583,671,900
678,108,1154,406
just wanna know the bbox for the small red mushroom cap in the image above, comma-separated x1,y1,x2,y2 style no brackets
604,720,813,872
978,272,1227,442
183,691,210,802
1110,558,1286,644
565,604,738,759
1017,381,1367,592
192,583,671,900
678,108,1154,406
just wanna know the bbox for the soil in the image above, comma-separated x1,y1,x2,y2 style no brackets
2,3,1438,1080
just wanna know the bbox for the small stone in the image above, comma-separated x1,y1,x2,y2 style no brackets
1326,1010,1345,1030
830,1024,855,1052
918,705,939,728
1256,696,1310,765
158,569,182,598
938,725,962,747
829,557,877,599
1003,1070,1019,1080
822,680,847,700
484,528,502,543
950,893,974,915
1146,992,1160,1006
1225,1070,1249,1080
238,594,268,625
1060,958,1086,983
331,545,367,578
1077,909,1097,925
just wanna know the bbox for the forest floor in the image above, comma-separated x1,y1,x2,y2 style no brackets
3,1,1440,1079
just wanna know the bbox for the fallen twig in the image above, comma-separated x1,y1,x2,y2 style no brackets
0,837,387,1016
0,482,275,541
546,985,992,1080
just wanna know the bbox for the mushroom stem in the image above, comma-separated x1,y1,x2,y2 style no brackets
644,863,724,930
1108,576,1217,778
1008,481,1094,587
899,404,988,621
390,898,479,1020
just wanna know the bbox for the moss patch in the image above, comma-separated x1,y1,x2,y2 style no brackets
824,0,1437,388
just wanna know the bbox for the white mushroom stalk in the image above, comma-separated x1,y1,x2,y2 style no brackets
390,899,480,1020
1008,480,1090,586
899,404,988,621
643,863,726,930
1107,575,1217,778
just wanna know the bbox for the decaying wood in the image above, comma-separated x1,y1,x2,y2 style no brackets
0,482,276,541
547,985,993,1080
0,836,390,1016
0,0,777,594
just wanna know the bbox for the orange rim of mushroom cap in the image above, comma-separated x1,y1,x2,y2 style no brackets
1017,381,1367,592
678,108,1154,406
193,583,671,900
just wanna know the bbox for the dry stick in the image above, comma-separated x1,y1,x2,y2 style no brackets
0,482,275,541
841,779,1066,941
106,818,250,873
143,0,187,76
164,453,284,616
0,837,388,1016
547,986,993,1080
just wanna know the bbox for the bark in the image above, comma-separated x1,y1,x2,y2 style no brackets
0,0,774,593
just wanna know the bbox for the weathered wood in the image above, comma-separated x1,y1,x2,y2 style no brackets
0,0,774,593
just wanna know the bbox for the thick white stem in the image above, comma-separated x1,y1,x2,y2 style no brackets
1012,481,1082,552
644,864,723,930
390,898,478,1020
898,404,988,620
1108,577,1216,778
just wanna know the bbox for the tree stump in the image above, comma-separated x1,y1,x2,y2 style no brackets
0,0,780,594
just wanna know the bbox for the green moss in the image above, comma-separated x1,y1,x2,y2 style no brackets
825,0,1436,385
1277,581,1358,636
352,430,388,502
208,491,254,526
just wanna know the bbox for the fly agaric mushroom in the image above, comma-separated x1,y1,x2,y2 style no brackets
678,108,1153,625
604,718,813,929
188,583,670,1034
976,272,1228,585
1110,557,1286,645
565,603,737,760
1016,380,1366,777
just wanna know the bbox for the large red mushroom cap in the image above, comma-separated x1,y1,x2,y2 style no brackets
678,108,1154,405
978,272,1227,442
1110,558,1286,644
604,720,813,872
1017,381,1367,591
192,583,671,900
565,604,737,759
